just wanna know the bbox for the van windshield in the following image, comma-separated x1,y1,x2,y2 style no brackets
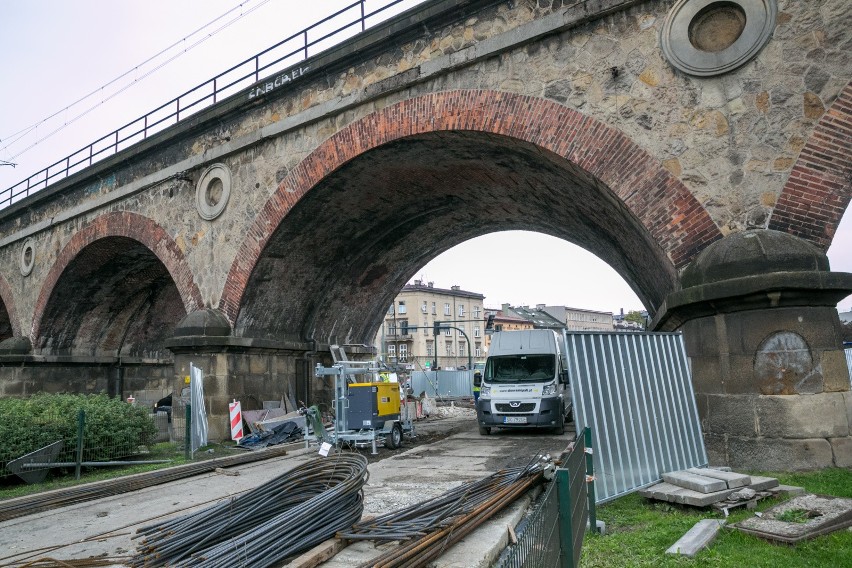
484,354,555,383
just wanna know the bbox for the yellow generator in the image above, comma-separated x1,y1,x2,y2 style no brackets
347,382,401,429
314,362,414,453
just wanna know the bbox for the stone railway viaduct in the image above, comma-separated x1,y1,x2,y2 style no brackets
0,0,850,470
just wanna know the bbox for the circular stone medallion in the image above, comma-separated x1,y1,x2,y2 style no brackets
196,163,232,220
20,238,35,276
660,0,777,77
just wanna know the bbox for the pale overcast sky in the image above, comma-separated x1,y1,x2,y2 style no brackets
1,0,849,314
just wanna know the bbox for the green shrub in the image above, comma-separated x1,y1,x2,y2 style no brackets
0,393,157,465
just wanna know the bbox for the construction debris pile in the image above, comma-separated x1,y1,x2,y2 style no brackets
131,452,368,568
338,453,551,568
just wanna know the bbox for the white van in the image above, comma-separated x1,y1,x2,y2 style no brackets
475,329,572,434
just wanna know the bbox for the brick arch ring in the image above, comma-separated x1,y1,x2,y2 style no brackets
769,80,852,249
0,273,22,338
31,211,203,341
220,89,723,323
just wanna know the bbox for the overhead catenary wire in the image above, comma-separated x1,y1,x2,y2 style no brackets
0,0,273,160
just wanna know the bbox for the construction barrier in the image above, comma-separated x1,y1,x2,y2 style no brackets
229,400,243,441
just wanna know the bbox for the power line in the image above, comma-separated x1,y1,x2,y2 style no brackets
0,0,273,159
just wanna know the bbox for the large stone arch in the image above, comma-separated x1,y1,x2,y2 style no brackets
0,273,20,340
221,90,722,341
769,81,852,248
32,211,202,354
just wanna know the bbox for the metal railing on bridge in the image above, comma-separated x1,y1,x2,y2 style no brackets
2,0,417,208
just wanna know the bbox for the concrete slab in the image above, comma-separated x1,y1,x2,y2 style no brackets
666,519,726,557
641,475,779,507
685,467,751,488
662,471,728,493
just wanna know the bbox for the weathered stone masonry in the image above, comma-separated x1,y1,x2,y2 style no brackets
0,0,848,465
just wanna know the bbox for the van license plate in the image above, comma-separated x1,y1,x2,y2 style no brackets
504,416,527,424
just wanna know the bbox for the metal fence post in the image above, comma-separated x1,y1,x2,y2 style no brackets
185,403,192,460
555,467,575,568
75,408,85,480
584,427,598,533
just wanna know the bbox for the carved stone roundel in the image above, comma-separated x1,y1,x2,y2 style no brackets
660,0,777,77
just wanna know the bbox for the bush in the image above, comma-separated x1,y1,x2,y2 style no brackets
0,393,157,465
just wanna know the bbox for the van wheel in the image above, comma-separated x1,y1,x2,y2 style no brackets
479,426,491,435
553,420,565,435
385,423,403,449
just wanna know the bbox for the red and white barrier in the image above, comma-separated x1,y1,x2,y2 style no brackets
229,400,243,441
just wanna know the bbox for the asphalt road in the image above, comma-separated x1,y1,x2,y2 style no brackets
0,408,576,567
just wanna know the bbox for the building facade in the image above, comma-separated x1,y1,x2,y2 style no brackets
540,305,614,332
376,281,485,370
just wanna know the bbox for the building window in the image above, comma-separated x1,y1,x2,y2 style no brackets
458,324,465,337
421,301,427,313
432,302,436,315
444,327,452,337
475,344,482,357
459,342,466,358
458,304,465,317
445,343,452,357
398,301,407,314
474,326,481,337
388,344,396,358
444,303,451,316
399,344,408,362
426,342,434,357
473,306,481,318
388,323,397,336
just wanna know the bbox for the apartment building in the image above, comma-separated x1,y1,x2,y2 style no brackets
376,281,485,370
540,304,614,331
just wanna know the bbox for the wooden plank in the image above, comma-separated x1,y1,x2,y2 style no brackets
284,538,348,568
685,467,751,488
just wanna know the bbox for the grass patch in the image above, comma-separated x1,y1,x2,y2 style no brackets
581,468,852,568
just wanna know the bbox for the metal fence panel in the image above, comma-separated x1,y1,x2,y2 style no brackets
497,432,589,568
845,348,852,386
408,370,473,398
564,331,707,503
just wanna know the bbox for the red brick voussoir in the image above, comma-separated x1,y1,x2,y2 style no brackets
31,211,203,340
220,90,722,322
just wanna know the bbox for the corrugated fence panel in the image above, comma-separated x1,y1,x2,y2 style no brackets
409,371,473,398
845,348,852,386
564,331,707,503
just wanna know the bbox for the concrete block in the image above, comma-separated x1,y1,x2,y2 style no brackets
757,393,849,438
705,394,758,437
686,467,751,488
666,519,726,557
829,436,852,468
663,471,728,493
727,437,834,471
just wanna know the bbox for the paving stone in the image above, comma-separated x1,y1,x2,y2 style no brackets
666,519,726,557
663,471,728,493
686,467,751,488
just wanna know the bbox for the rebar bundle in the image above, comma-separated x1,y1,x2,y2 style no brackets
339,453,548,568
0,445,292,523
131,452,368,568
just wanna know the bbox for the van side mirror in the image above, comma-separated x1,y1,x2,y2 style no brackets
560,370,570,384
474,370,482,387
